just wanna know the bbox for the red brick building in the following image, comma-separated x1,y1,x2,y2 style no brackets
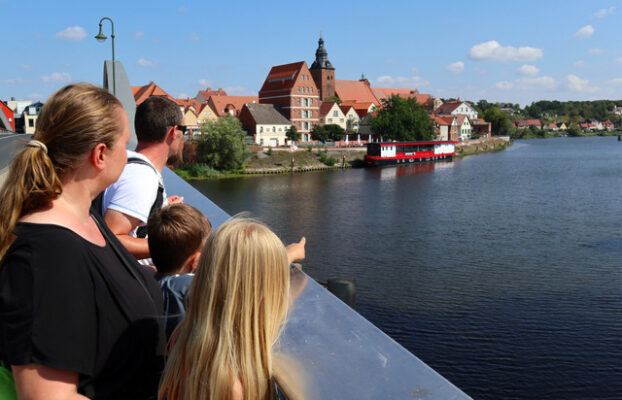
309,36,335,101
258,61,320,141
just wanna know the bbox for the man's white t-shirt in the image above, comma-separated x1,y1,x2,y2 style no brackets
102,150,168,237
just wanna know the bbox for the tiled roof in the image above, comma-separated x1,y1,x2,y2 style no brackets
319,101,337,116
260,61,307,92
208,95,259,117
133,82,174,105
371,88,431,105
434,101,462,115
174,98,202,111
455,115,468,126
339,105,355,115
339,100,374,117
431,115,450,125
334,80,380,106
243,103,291,125
198,88,227,98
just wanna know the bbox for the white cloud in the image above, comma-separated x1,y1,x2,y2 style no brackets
608,78,622,85
178,6,187,12
135,31,145,39
374,75,430,87
5,78,23,84
518,64,539,76
495,81,514,90
468,40,543,62
496,76,557,91
137,58,154,67
594,7,615,18
21,64,32,70
177,93,189,99
188,33,200,41
574,60,585,67
573,25,594,39
224,86,256,96
386,58,397,64
615,57,622,64
41,72,71,83
565,74,597,92
411,67,419,73
55,26,86,41
445,61,464,73
198,79,213,87
588,48,605,55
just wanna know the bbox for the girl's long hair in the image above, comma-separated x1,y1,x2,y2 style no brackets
159,218,290,400
0,83,121,258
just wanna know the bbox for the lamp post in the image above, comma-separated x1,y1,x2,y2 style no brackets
94,17,116,96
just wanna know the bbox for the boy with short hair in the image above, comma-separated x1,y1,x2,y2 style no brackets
147,203,211,339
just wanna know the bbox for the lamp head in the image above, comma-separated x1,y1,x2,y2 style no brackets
94,25,107,42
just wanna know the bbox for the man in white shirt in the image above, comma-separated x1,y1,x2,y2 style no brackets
103,96,184,260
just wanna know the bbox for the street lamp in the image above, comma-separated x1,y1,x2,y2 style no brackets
95,17,116,96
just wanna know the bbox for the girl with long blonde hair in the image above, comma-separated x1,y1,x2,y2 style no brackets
159,218,291,400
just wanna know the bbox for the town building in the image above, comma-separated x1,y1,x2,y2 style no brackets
309,36,335,101
514,119,542,129
258,61,320,141
23,102,43,134
194,87,228,103
433,98,478,120
238,103,292,146
207,95,259,118
319,101,346,128
132,82,174,105
470,118,491,138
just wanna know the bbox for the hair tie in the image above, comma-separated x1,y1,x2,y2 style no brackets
26,140,48,154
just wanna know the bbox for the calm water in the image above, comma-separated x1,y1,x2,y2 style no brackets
190,137,622,400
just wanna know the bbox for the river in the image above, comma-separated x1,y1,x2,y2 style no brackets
189,136,622,400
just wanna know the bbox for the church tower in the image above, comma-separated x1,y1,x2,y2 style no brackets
310,35,335,101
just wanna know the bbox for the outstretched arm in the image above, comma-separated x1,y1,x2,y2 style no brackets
286,237,306,264
13,363,89,400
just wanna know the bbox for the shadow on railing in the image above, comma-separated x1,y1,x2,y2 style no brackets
163,168,472,400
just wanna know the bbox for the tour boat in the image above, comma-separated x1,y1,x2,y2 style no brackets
365,140,457,167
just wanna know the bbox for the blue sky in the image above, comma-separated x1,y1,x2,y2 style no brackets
2,0,622,106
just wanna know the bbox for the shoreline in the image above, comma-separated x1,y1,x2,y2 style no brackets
176,137,511,179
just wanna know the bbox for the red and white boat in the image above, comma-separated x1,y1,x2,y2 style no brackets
365,141,457,167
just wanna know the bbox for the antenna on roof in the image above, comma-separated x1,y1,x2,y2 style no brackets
319,29,322,38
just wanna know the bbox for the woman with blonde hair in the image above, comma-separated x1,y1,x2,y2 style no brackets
159,218,292,400
0,83,165,399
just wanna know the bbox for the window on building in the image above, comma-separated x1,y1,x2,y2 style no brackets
340,118,344,123
328,118,332,122
297,98,301,105
310,111,313,117
303,98,308,106
28,119,34,127
304,122,309,130
303,110,308,118
310,88,313,93
272,126,276,132
333,110,338,117
298,87,301,93
298,110,301,116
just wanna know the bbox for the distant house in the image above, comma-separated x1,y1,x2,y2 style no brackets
132,82,174,105
194,87,227,103
173,98,203,133
602,120,615,131
319,102,346,129
456,115,472,141
500,107,516,116
609,106,622,116
470,118,491,138
23,102,43,134
0,101,15,132
340,100,377,135
238,103,292,147
556,122,567,131
207,95,259,118
586,118,603,131
196,103,218,127
433,98,478,120
546,123,558,131
514,119,542,129
431,115,450,141
371,88,431,107
340,105,360,134
258,61,320,141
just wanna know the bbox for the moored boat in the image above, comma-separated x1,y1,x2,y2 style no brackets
365,140,457,167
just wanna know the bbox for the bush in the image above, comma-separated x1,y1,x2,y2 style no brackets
175,163,222,178
197,116,251,171
318,152,337,166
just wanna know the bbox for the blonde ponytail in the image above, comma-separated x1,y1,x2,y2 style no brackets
0,83,121,260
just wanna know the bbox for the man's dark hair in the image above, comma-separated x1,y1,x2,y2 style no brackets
135,96,182,142
148,204,212,275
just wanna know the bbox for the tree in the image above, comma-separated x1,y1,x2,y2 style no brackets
323,96,342,104
370,95,434,141
286,125,301,142
567,123,582,137
483,107,512,136
197,116,250,171
311,124,346,142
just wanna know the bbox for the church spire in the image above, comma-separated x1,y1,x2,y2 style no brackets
311,35,334,70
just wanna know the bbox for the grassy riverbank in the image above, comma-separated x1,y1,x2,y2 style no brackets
175,137,511,178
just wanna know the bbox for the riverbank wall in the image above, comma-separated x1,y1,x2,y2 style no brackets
455,136,511,157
